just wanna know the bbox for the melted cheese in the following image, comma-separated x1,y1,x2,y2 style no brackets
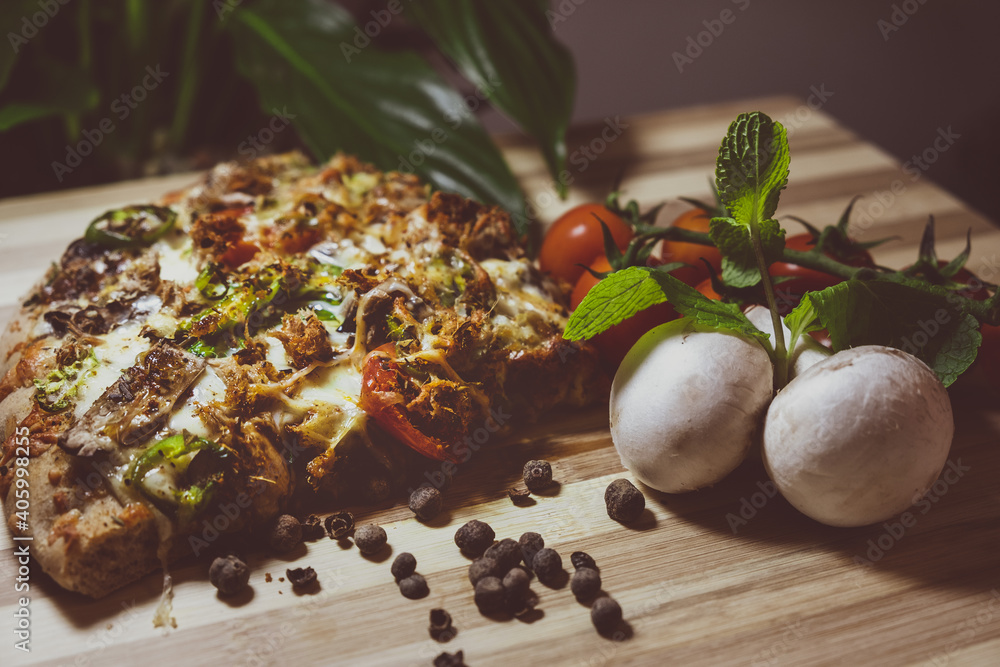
73,322,151,419
167,366,228,440
154,235,198,284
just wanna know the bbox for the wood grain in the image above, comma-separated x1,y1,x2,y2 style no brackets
2,96,999,667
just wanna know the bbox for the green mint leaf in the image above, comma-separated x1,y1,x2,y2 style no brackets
715,112,790,224
711,216,786,287
647,269,767,343
563,267,666,340
783,299,821,355
805,278,981,386
564,266,766,344
709,111,790,287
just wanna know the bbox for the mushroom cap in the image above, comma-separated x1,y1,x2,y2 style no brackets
610,319,774,493
763,345,954,527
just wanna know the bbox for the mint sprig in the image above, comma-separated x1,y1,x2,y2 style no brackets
709,111,791,384
563,266,765,344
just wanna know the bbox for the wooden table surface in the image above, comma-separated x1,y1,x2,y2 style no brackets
3,96,1000,666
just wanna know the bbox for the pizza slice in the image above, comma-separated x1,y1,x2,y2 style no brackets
0,152,607,597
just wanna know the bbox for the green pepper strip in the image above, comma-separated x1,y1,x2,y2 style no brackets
195,262,229,301
126,433,227,523
84,205,177,248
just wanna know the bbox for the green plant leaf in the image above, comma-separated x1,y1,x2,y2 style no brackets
405,0,575,194
0,60,99,132
564,266,766,343
711,215,785,287
804,277,981,386
709,112,790,287
229,0,527,231
783,298,821,355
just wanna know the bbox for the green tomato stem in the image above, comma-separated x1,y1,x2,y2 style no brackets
652,226,1000,327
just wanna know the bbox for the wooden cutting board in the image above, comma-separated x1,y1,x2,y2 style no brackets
3,96,1000,667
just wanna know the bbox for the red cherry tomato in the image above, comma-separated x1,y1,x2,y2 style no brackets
977,324,1000,379
694,277,722,301
358,345,459,463
539,204,633,285
767,234,875,315
570,255,611,311
657,208,723,286
570,256,678,371
591,302,678,373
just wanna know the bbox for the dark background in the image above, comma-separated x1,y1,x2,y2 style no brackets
484,0,999,223
2,0,997,225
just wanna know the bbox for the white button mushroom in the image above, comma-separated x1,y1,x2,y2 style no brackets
762,345,954,527
610,319,774,493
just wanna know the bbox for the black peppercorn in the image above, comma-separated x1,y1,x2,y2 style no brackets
468,557,501,586
325,510,355,539
286,566,318,590
391,552,417,581
409,486,443,521
519,532,544,572
429,608,455,642
532,547,563,587
454,519,495,556
354,523,387,555
571,567,601,600
474,576,505,613
483,538,522,573
399,573,429,599
591,596,623,635
570,551,598,571
502,566,530,602
268,514,302,553
522,459,554,492
433,650,467,667
507,487,531,504
301,514,325,541
209,555,250,596
605,478,645,524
